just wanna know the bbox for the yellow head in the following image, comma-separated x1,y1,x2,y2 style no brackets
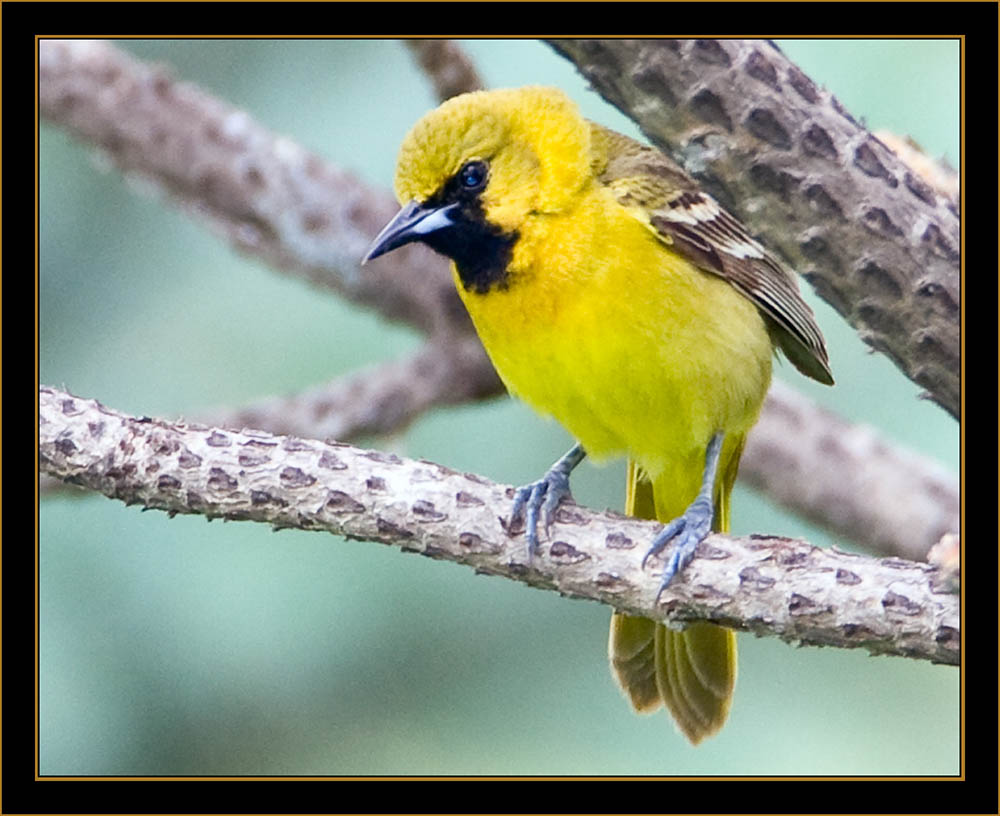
364,86,594,292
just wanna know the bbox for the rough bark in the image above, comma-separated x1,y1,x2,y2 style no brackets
40,386,960,666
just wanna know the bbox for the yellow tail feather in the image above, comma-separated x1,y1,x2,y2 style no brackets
609,456,740,744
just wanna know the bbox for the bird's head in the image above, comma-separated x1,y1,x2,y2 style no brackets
363,86,593,292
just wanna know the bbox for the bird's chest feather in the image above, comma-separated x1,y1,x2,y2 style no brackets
455,193,773,472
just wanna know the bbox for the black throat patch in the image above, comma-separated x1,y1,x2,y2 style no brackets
421,174,518,295
422,216,518,294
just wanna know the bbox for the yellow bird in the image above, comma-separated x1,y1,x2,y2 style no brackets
364,86,832,744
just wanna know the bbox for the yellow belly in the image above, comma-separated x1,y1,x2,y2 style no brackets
455,187,773,488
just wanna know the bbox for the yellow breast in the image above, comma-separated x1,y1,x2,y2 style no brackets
454,183,773,482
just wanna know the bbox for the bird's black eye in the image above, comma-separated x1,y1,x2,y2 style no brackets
458,160,488,192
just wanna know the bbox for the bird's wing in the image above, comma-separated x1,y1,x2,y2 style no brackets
591,123,833,385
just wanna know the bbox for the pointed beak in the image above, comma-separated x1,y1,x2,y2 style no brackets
362,200,460,264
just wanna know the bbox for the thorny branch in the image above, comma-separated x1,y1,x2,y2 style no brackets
38,39,958,562
40,386,960,666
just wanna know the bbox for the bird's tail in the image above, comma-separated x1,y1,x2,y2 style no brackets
608,450,741,744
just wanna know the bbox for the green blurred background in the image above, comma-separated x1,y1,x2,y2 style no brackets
39,39,960,776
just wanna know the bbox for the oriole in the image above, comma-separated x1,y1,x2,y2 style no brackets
364,86,832,744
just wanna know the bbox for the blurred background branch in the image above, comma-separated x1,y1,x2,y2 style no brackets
39,38,463,337
404,39,485,101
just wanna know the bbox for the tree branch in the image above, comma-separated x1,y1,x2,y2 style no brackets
38,37,465,339
39,385,959,666
548,38,960,419
198,333,501,440
746,382,958,561
404,39,485,101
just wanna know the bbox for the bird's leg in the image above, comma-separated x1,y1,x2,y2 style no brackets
510,443,586,562
641,431,724,596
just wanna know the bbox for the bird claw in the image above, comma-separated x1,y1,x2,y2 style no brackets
510,467,573,562
642,499,713,598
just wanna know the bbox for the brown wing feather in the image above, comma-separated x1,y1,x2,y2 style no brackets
591,122,834,386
